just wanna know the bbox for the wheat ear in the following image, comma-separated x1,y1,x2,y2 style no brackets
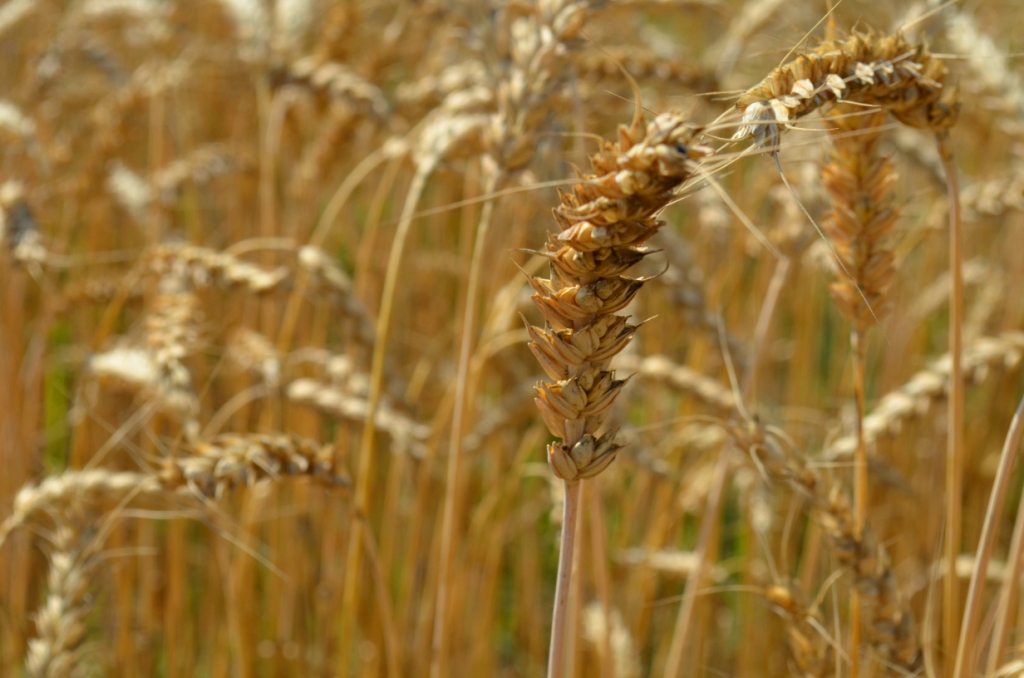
733,31,958,149
526,111,709,677
819,104,899,674
24,524,94,678
734,29,962,670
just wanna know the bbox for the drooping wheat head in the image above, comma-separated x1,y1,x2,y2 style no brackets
733,31,958,149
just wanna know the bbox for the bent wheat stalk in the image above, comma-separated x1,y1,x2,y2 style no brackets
525,111,709,677
733,29,961,671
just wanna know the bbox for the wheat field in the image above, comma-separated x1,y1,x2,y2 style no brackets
2,0,1024,676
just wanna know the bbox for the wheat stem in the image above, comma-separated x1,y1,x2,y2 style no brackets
954,394,1024,678
985,453,1024,675
338,162,432,672
431,166,502,678
938,130,965,672
664,448,732,678
276,146,394,353
850,326,868,677
548,478,581,678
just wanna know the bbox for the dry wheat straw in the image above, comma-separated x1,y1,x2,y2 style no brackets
953,395,1024,678
987,466,1024,674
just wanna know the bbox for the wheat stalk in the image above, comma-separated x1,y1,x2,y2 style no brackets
337,110,486,671
526,110,709,676
819,103,899,673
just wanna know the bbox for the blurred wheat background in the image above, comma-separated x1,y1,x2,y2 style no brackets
2,0,1024,676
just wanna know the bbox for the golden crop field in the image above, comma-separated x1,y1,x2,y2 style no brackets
2,0,1024,676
